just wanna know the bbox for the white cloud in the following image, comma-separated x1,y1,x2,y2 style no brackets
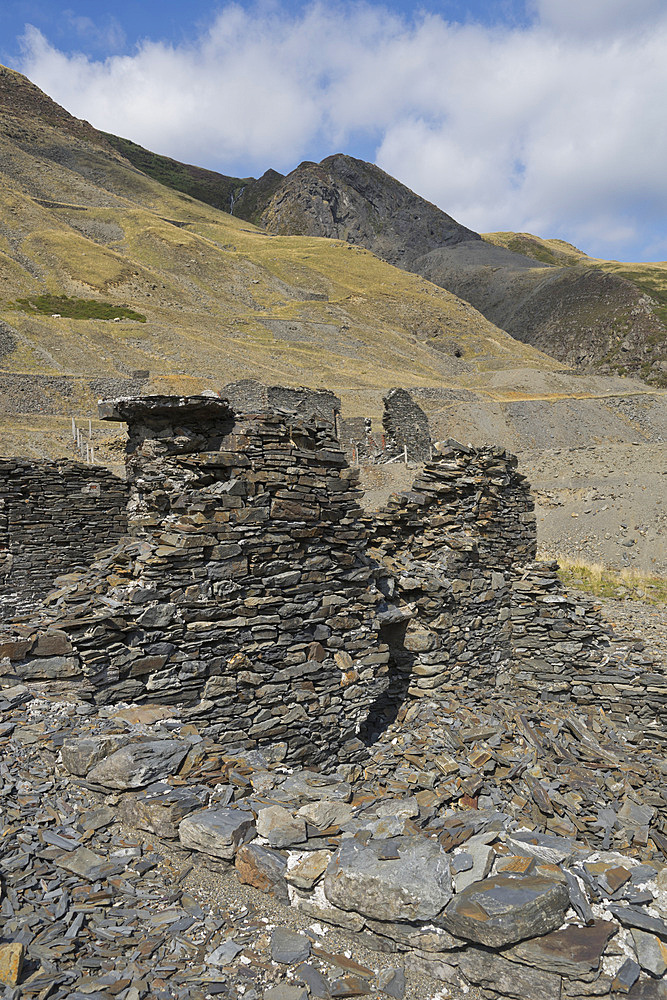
16,1,667,260
529,0,665,38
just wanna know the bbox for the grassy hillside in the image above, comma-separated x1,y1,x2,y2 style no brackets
0,64,570,448
483,232,588,267
484,230,667,331
103,133,285,225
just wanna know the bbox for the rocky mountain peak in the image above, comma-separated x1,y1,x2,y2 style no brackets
260,152,480,267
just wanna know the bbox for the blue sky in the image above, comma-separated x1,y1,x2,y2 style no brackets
2,1,666,262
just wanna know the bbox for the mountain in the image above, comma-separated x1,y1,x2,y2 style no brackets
255,155,667,385
91,119,667,385
0,63,569,458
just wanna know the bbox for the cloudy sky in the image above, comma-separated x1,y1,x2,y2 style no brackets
2,0,666,262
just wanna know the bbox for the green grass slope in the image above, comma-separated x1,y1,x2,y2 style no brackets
0,64,569,451
484,232,667,382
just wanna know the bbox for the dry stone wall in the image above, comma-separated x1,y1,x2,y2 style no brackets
0,395,665,759
382,387,432,462
0,459,128,619
0,396,389,764
365,441,666,725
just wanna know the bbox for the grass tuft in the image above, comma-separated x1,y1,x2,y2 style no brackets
553,554,667,606
14,295,146,322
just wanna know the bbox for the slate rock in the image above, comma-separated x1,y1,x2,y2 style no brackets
119,781,209,838
33,630,73,656
285,850,331,890
14,655,80,679
457,946,562,1000
452,834,496,893
0,943,23,986
264,987,309,1000
296,962,332,998
270,927,311,964
330,974,372,996
613,958,641,992
278,773,351,802
0,685,31,710
54,846,107,879
609,905,667,939
207,939,244,966
625,981,667,999
291,883,366,931
324,836,452,922
365,919,465,953
375,966,405,999
297,800,355,831
179,807,256,859
86,739,188,789
403,951,458,984
504,918,616,977
440,873,569,948
257,805,307,848
235,843,289,901
632,929,667,978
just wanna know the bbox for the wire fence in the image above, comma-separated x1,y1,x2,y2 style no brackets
71,417,95,464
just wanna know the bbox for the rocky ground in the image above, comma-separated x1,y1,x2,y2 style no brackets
0,596,665,1000
358,441,667,578
522,443,667,577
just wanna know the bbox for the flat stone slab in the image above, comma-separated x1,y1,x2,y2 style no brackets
118,781,209,838
609,904,667,939
504,918,617,977
440,873,569,948
270,927,311,964
61,735,127,776
86,739,188,789
257,804,307,848
458,946,562,1000
324,836,452,922
0,942,24,987
235,842,289,901
632,929,667,977
285,850,331,890
179,807,256,859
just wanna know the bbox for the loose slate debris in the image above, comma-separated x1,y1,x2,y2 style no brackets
1,681,665,1000
0,395,665,999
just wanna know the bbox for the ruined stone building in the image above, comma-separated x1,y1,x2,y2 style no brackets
1,393,664,767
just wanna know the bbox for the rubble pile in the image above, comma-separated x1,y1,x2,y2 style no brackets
0,683,665,1000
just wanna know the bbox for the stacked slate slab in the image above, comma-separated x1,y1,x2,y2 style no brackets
365,440,539,703
0,395,389,764
0,459,128,619
381,387,432,462
364,440,666,722
0,396,664,760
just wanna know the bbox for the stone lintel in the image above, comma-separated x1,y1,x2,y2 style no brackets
98,394,235,424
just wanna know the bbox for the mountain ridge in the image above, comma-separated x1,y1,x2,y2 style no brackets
0,63,569,439
105,124,666,384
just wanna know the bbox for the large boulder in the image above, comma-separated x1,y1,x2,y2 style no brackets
440,873,569,948
324,836,452,922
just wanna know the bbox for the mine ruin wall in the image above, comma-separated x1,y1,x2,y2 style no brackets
0,395,665,761
0,459,129,618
